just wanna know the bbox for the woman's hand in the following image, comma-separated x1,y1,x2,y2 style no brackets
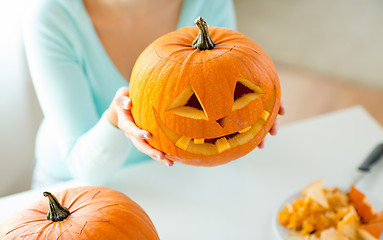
108,87,174,167
258,102,285,149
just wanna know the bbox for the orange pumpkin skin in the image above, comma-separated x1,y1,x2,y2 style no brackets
358,211,383,239
0,186,159,240
349,185,375,223
359,222,383,239
370,210,383,223
129,21,281,166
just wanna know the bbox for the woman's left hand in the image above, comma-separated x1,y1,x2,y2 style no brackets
108,87,174,166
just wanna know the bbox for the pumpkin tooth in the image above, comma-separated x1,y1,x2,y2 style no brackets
216,137,231,153
238,126,251,133
194,138,205,144
261,110,270,122
175,136,192,150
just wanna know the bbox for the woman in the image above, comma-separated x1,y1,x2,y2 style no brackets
24,0,283,188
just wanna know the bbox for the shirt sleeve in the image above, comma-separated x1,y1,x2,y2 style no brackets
177,0,237,30
23,0,131,185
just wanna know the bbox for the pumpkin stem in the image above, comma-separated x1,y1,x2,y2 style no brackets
192,16,215,50
43,192,70,222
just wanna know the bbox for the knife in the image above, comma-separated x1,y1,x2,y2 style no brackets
351,143,383,186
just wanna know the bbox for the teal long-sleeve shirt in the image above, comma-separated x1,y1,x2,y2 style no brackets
24,0,236,187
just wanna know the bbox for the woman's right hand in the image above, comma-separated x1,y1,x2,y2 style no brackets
107,87,174,167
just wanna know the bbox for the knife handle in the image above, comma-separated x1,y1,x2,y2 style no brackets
358,143,383,172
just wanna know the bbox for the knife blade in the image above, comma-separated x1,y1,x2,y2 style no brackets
351,143,383,186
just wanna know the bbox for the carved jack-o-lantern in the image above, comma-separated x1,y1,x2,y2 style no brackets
129,17,281,166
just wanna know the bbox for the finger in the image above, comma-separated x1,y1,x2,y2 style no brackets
114,95,147,138
163,154,177,166
132,138,164,160
116,107,150,139
116,96,132,110
270,119,279,136
163,158,174,167
115,96,150,139
115,86,130,97
279,101,286,115
157,154,174,167
164,154,181,162
132,139,172,166
120,122,151,139
258,139,265,149
115,97,134,122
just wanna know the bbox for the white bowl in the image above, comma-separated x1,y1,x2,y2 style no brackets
272,192,301,240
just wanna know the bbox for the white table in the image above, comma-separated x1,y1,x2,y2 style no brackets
1,106,383,240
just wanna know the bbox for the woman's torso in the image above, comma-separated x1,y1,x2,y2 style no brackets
31,0,237,183
83,0,184,81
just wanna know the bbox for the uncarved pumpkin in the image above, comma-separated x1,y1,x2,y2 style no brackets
129,16,281,166
0,186,159,240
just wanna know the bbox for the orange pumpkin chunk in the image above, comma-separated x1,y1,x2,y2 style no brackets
278,181,382,240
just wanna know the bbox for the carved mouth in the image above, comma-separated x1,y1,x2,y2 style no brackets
153,109,271,155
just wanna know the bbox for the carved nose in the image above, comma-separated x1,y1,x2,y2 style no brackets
216,116,228,128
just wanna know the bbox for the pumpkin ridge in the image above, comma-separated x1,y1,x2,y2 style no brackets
208,26,244,42
230,47,264,69
182,26,199,39
65,190,90,210
6,220,46,235
174,43,199,66
66,194,124,215
80,200,160,239
34,221,53,239
90,190,101,199
236,49,277,89
159,64,180,117
157,48,201,121
131,52,164,129
228,40,261,54
69,201,108,214
154,46,190,63
41,221,59,240
154,45,235,65
55,226,68,240
17,221,53,238
106,209,159,238
138,54,171,130
30,209,47,215
78,220,87,236
59,223,76,240
97,203,119,211
63,219,90,235
200,52,227,121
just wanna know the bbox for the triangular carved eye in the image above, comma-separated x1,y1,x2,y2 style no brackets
232,78,264,111
234,81,254,101
185,92,204,111
166,86,208,119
